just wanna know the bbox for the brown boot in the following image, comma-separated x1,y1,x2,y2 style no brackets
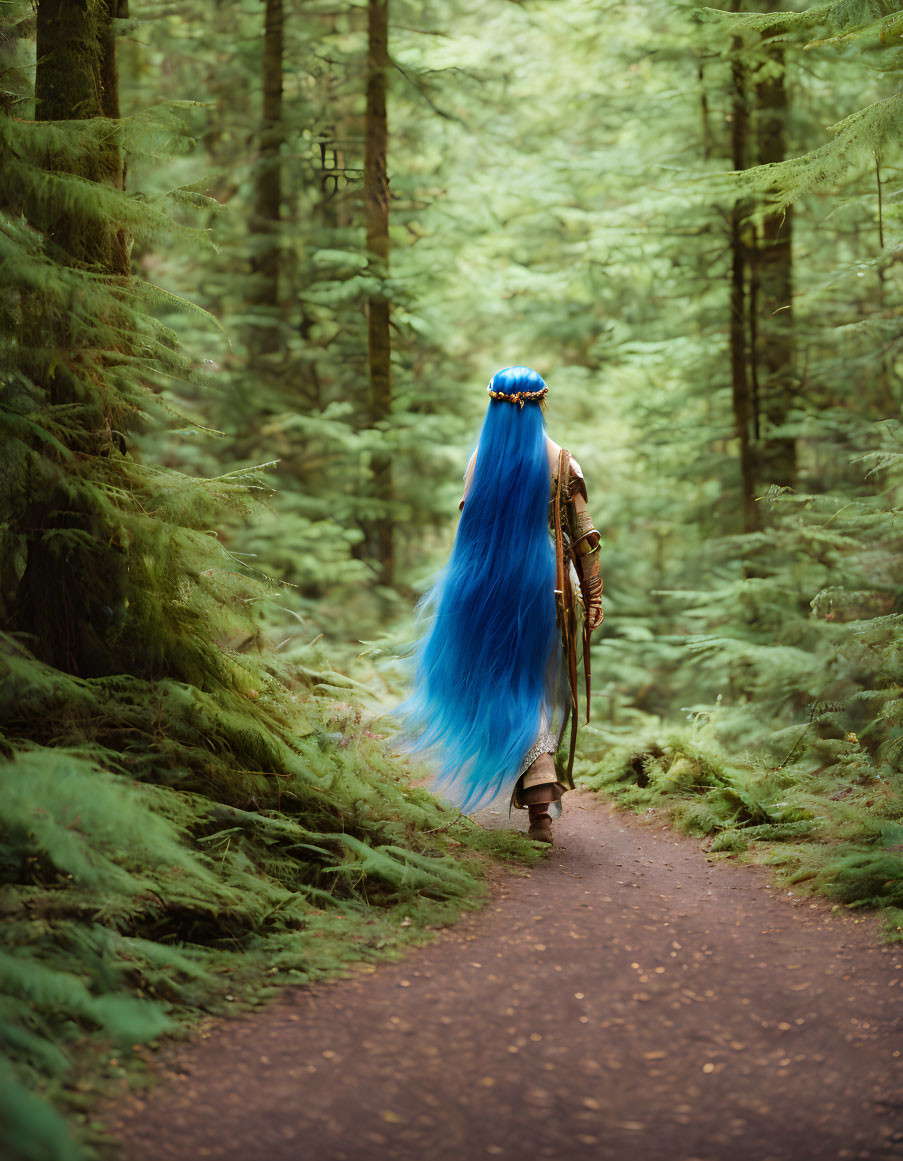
528,812,553,844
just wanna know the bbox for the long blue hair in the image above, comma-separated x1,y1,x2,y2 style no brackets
397,366,559,811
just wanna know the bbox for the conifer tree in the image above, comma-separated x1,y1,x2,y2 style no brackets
1,6,507,1152
750,13,795,493
364,0,394,586
248,0,285,362
728,19,760,533
12,0,132,671
723,2,798,535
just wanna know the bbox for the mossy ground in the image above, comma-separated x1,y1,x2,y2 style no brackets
578,725,903,944
1,635,543,1161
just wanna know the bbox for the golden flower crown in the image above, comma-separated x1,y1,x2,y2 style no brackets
486,383,549,409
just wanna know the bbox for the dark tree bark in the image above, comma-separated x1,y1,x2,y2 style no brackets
750,29,796,492
728,38,759,535
364,0,393,587
726,5,795,534
248,0,284,362
698,54,711,162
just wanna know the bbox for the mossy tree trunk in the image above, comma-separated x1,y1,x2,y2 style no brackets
364,0,393,587
34,0,129,272
248,0,284,363
8,0,131,673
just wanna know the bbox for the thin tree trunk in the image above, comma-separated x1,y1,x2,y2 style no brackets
728,38,759,534
365,0,393,586
698,54,711,161
751,28,795,491
874,160,894,412
747,221,761,441
248,0,284,361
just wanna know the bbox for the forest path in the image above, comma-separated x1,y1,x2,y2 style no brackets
109,791,903,1161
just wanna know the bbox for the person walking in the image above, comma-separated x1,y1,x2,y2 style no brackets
398,366,603,844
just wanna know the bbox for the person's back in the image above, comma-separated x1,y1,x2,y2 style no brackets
397,366,603,843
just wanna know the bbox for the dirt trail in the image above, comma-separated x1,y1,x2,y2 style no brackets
108,792,903,1161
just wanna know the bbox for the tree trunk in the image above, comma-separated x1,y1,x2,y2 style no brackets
698,54,711,162
248,0,284,362
34,0,129,273
13,0,129,672
750,28,796,492
728,39,759,534
364,0,393,587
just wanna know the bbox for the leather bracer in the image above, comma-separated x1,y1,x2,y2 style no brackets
569,507,603,625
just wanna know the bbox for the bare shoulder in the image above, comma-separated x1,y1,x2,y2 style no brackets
545,435,581,474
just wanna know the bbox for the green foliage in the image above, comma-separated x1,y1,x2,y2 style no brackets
551,0,903,946
579,715,903,940
715,89,903,210
0,8,541,1159
121,3,479,635
695,2,903,36
0,1062,82,1161
0,649,538,1161
3,0,903,1152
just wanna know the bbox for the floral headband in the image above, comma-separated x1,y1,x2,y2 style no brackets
486,384,549,409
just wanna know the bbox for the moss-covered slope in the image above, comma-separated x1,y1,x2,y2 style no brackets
1,640,537,1161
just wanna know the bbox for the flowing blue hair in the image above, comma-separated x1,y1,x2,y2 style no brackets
396,366,559,811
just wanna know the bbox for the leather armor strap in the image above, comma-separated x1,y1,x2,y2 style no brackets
555,448,592,782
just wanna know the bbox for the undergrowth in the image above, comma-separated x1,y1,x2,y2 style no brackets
578,716,903,943
0,634,540,1161
0,56,543,1159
